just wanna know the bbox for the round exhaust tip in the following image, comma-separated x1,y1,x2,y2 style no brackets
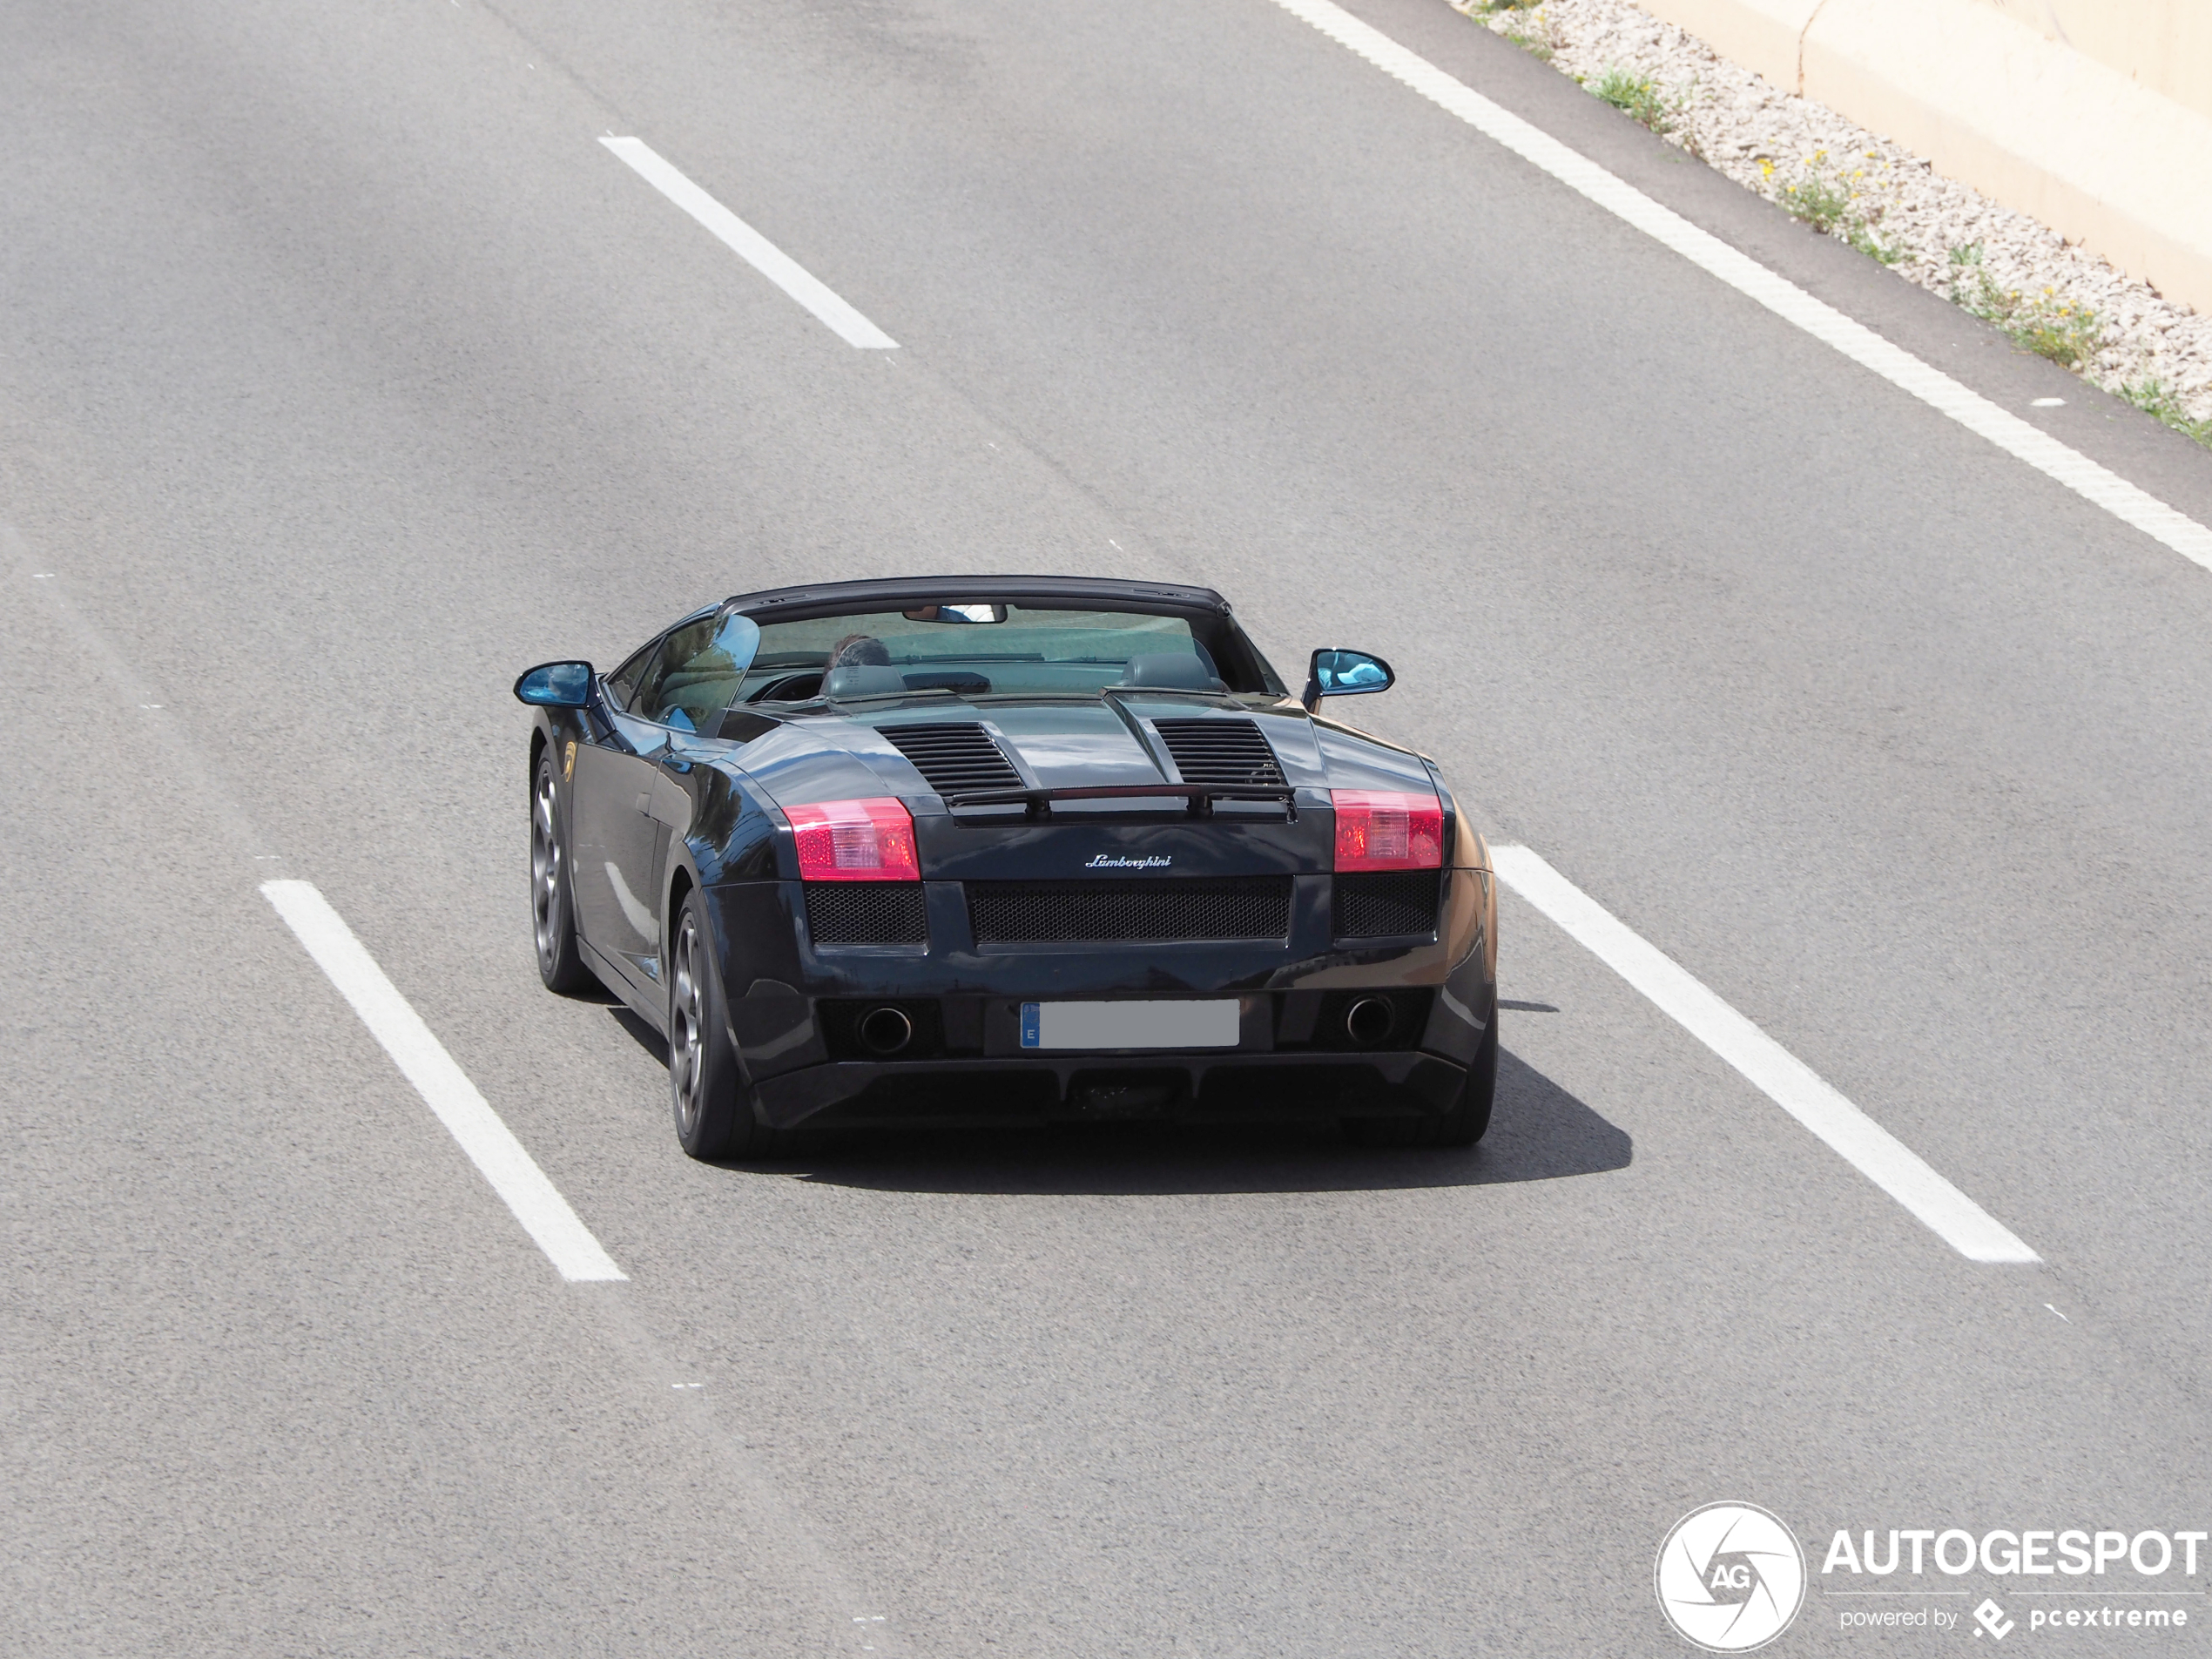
1344,996,1395,1049
858,1005,914,1056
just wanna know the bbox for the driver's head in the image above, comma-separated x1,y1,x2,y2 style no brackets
829,633,892,668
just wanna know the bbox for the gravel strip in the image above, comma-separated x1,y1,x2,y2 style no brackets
1452,0,2212,445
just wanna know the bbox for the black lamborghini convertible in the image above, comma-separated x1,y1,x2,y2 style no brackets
515,576,1497,1157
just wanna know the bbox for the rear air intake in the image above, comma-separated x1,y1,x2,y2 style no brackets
1334,871,1442,939
806,884,928,945
881,723,1022,795
1152,718,1285,787
968,877,1291,944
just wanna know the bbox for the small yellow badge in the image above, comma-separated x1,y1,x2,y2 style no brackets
563,739,577,780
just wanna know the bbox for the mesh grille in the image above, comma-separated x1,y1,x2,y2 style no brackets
968,878,1291,943
880,723,1021,795
806,883,928,945
1152,718,1285,787
1334,872,1441,938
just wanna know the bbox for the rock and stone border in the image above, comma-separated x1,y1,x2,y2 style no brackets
1454,0,2212,447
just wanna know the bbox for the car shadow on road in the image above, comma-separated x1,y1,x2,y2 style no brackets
608,1005,1627,1195
770,1048,1629,1196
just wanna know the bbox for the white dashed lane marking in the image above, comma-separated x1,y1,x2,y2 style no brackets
601,136,898,349
261,880,626,1282
1269,0,2212,573
1492,846,2040,1264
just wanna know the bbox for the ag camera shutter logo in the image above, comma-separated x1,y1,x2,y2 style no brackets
1656,1502,1808,1652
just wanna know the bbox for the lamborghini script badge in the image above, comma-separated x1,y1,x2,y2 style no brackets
1085,853,1170,870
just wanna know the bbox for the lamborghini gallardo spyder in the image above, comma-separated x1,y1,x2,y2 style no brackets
514,576,1496,1157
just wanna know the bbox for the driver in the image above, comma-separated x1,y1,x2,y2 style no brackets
827,634,892,669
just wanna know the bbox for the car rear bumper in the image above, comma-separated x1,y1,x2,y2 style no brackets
751,1048,1471,1130
705,871,1496,1129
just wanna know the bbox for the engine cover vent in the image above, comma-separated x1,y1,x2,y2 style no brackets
1152,718,1285,787
881,723,1021,795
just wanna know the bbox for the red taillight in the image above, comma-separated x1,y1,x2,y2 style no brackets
1332,789,1444,871
786,798,920,881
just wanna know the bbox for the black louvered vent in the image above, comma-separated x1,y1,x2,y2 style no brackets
806,884,928,946
1153,718,1285,787
1334,872,1442,939
880,723,1022,795
969,878,1291,944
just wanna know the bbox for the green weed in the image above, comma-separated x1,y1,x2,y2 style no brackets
1947,245,2106,371
1768,151,1905,263
1844,219,1905,266
1593,67,1674,136
1501,18,1559,60
2013,303,2105,370
1777,165,1851,234
1479,3,1563,61
2120,379,2212,450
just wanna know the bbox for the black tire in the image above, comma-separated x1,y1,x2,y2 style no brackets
1344,999,1498,1149
667,890,790,1160
531,752,597,995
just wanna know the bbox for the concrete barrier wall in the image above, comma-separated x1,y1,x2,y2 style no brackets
1970,0,2212,125
1629,0,2212,314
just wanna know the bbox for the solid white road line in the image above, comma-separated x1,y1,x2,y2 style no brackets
600,136,898,349
1489,846,2040,1264
1267,0,2212,575
260,880,627,1282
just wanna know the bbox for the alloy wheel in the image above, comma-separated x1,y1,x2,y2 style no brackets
670,911,705,1138
531,768,563,974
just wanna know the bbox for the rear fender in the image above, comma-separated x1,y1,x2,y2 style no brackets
681,764,780,885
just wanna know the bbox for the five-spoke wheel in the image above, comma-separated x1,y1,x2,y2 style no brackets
531,752,594,993
669,904,714,1148
667,888,786,1160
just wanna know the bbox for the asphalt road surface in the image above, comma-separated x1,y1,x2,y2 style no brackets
6,0,2212,1654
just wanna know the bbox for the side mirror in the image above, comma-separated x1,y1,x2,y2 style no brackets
514,660,596,709
1303,648,1394,711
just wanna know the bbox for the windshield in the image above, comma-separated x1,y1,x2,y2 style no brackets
732,604,1273,702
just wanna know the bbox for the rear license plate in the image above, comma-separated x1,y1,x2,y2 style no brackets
1019,1000,1239,1051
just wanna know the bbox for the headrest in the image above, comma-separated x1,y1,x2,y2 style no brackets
822,664,908,699
1118,652,1224,691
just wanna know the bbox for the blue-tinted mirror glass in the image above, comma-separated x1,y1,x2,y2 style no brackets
1312,649,1393,696
514,660,594,707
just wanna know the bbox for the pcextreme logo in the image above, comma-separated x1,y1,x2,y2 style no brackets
1657,1503,1809,1652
